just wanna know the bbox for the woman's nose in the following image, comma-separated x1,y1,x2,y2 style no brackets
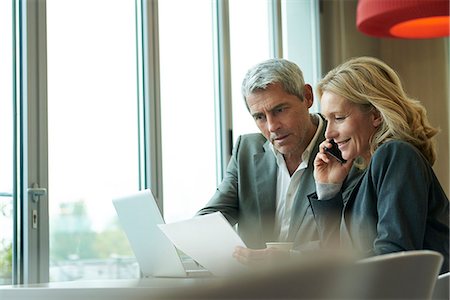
325,123,337,140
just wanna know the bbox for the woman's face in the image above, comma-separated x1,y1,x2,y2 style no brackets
320,91,381,162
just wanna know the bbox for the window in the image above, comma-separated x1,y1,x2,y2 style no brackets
159,0,217,223
7,0,321,284
0,0,13,285
229,0,271,141
46,0,140,281
281,0,321,112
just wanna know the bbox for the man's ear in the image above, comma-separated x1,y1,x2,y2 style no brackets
303,84,314,108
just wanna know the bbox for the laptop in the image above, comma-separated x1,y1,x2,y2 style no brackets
112,189,211,277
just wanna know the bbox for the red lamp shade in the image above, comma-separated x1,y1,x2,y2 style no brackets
357,0,450,39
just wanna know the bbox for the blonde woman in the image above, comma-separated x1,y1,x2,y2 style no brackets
309,56,449,273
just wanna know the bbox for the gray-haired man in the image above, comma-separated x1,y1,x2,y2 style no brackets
197,58,325,265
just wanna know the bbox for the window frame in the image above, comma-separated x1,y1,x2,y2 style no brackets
137,0,163,208
14,0,50,284
11,0,321,284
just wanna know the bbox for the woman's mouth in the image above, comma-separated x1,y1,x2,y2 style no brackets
336,139,350,148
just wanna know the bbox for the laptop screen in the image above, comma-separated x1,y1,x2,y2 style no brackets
112,189,187,277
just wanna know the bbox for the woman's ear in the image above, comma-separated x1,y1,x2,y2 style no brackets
372,109,383,128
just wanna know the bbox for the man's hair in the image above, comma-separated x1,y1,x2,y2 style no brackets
241,58,306,110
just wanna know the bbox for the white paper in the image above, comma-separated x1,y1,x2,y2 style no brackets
158,212,248,276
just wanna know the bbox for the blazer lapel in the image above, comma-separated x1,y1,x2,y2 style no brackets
254,141,278,243
287,164,316,240
340,167,366,245
288,117,326,241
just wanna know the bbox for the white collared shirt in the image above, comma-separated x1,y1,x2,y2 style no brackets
270,114,323,241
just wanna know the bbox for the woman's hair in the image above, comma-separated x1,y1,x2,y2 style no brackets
317,56,439,165
241,58,306,110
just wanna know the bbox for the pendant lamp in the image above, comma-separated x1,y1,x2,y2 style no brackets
357,0,450,39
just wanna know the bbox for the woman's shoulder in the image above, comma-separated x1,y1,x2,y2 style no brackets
370,140,431,175
364,140,437,192
374,140,424,160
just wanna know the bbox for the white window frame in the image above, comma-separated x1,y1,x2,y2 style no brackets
12,0,321,284
14,0,50,284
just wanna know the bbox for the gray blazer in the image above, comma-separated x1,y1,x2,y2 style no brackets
309,140,449,273
197,119,327,249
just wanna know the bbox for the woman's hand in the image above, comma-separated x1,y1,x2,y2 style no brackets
314,140,353,185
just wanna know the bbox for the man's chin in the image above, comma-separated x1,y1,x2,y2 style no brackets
273,145,290,155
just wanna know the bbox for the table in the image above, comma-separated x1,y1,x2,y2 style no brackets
0,277,216,300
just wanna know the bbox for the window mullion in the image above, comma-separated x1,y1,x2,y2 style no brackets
138,0,163,211
16,0,49,284
269,0,283,58
212,0,232,183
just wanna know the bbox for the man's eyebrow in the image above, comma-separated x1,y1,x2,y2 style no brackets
269,103,288,112
251,112,264,119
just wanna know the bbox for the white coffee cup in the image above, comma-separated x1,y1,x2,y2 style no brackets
265,242,294,251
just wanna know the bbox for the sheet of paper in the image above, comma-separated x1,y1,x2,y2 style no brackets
158,212,248,276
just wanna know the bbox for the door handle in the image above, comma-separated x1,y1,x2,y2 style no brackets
28,183,47,203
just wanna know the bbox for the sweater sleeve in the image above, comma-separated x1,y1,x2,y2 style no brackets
316,182,342,200
308,192,343,248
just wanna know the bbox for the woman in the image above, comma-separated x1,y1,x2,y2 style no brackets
309,56,449,273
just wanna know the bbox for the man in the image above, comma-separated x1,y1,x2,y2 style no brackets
197,58,325,265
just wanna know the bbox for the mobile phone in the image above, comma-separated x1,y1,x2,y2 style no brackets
324,139,347,164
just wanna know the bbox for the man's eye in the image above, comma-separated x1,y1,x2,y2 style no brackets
254,115,265,121
335,116,346,122
275,106,286,113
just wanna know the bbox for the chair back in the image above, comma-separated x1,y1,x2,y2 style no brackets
432,272,450,300
163,250,443,299
352,250,443,299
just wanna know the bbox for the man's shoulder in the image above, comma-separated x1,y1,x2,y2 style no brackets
239,133,267,143
235,133,269,154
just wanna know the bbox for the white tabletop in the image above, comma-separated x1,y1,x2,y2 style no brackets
0,277,217,300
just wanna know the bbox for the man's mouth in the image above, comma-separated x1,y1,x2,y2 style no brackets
272,134,289,147
271,134,289,144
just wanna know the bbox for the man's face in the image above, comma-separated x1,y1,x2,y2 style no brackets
246,83,313,158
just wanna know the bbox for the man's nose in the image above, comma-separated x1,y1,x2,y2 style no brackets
267,115,281,132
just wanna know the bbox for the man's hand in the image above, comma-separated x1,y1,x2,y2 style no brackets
232,246,290,267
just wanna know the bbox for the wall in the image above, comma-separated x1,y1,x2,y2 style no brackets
319,0,450,197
